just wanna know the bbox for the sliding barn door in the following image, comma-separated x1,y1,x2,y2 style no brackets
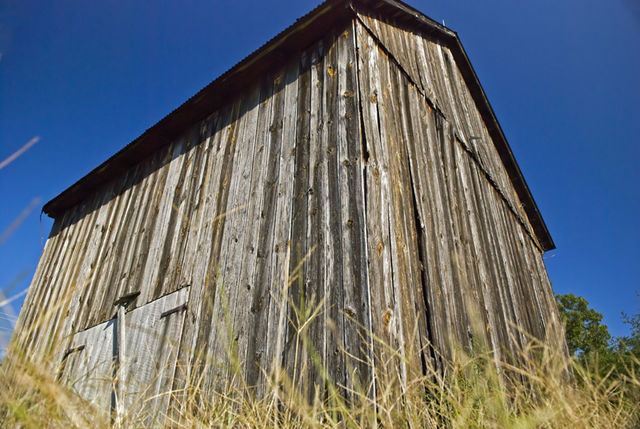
59,286,190,424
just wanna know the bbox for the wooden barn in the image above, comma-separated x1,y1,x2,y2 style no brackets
12,0,565,421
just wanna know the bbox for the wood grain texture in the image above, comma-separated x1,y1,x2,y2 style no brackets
352,17,563,370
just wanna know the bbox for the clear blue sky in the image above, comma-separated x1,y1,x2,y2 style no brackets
1,0,638,353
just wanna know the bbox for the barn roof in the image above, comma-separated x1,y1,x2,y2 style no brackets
42,0,554,251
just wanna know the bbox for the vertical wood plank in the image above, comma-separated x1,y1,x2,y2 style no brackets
244,66,288,391
354,21,400,387
264,59,300,394
189,99,242,391
321,28,347,398
283,50,312,392
301,40,328,402
206,81,261,387
171,110,227,398
231,77,276,389
337,23,373,396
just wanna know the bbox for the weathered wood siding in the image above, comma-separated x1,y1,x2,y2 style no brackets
353,18,564,373
356,13,540,248
12,15,563,411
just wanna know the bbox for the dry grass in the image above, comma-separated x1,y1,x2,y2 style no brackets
2,328,639,429
2,254,638,427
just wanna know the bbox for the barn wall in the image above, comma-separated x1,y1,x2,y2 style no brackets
353,18,564,368
356,13,540,248
13,23,372,400
12,14,562,409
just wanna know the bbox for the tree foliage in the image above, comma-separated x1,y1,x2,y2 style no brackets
555,293,611,357
556,293,640,380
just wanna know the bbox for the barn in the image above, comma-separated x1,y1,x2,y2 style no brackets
11,0,565,422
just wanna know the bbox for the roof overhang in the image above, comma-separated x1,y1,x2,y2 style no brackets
43,0,554,251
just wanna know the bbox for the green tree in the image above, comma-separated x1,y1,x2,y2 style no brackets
555,293,611,358
556,292,640,400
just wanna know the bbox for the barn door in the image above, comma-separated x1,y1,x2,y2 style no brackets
60,286,190,424
120,286,189,424
59,317,116,412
